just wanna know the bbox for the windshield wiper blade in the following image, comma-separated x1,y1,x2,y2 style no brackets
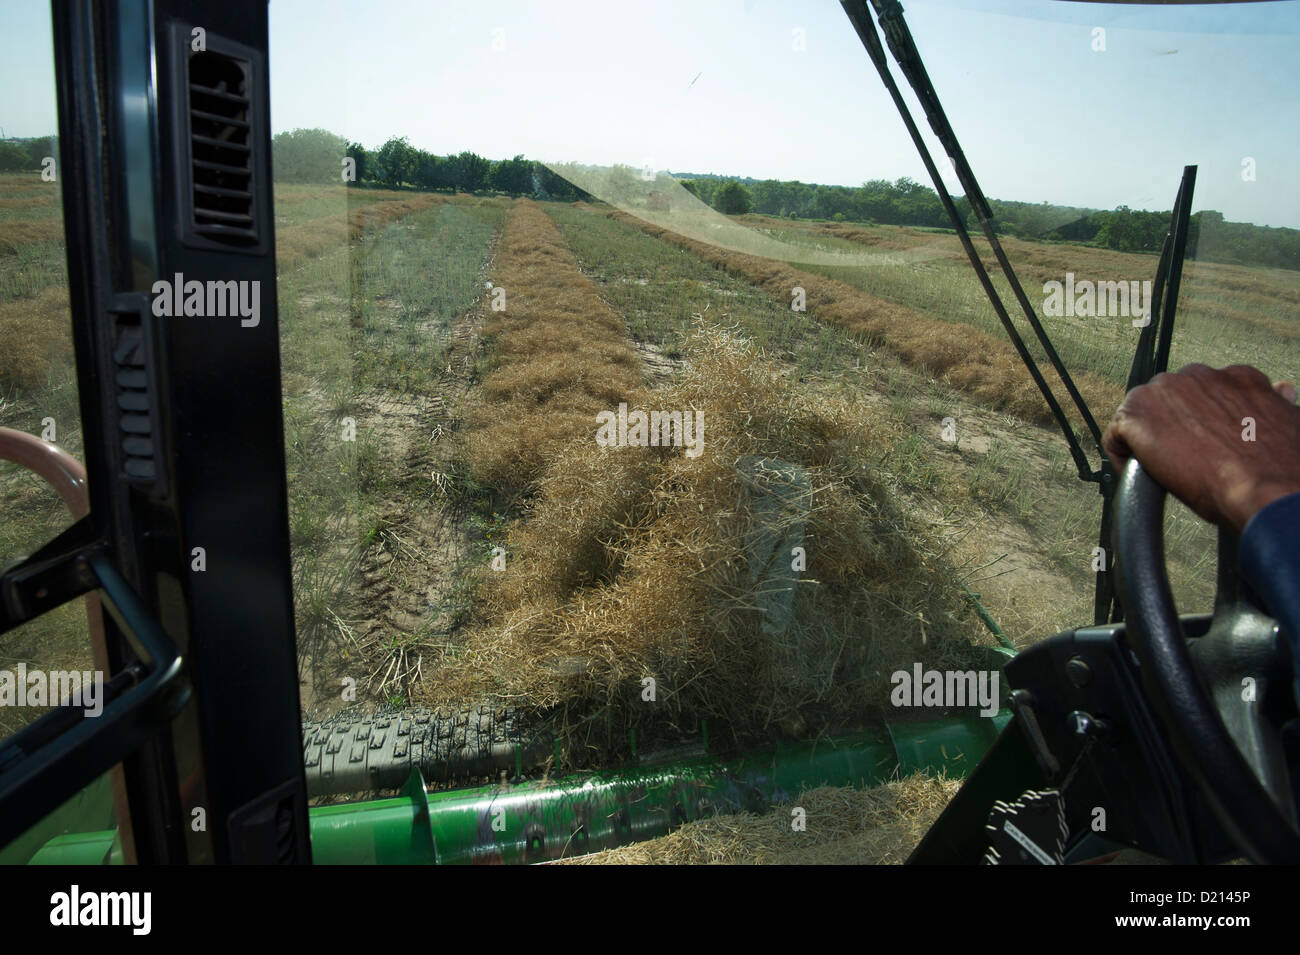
1129,166,1197,390
1095,166,1197,625
841,0,1105,486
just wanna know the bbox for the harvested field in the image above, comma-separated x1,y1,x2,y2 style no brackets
425,200,998,762
276,192,442,273
0,167,1275,861
0,217,64,255
746,212,1300,390
602,206,1123,429
281,197,506,713
0,285,72,392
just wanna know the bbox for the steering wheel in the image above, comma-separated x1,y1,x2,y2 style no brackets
1114,458,1300,863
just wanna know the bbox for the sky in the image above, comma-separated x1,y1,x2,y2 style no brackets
2,0,1298,227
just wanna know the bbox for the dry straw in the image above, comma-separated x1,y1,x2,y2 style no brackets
437,200,991,755
0,286,72,392
0,218,64,255
463,198,643,492
553,772,959,864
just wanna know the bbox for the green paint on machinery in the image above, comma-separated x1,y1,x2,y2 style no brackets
30,712,1008,865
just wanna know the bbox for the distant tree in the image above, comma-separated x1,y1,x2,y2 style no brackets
1048,212,1104,243
414,153,451,191
24,136,56,170
491,154,533,196
750,179,792,216
0,142,29,172
345,141,369,184
449,151,491,192
893,176,927,197
406,147,428,186
535,163,587,201
1187,209,1223,259
810,185,850,220
1094,206,1166,253
713,180,753,215
375,137,419,188
272,128,349,183
682,178,719,206
604,164,642,205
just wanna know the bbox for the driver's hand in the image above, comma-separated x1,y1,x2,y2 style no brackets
1103,364,1300,534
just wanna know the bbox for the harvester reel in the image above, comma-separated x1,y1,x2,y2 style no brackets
1114,458,1300,864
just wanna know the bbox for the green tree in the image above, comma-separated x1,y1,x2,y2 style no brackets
749,179,781,215
24,136,56,170
272,128,349,183
713,179,752,215
0,142,29,172
345,141,369,184
682,178,718,206
414,153,451,191
491,154,533,196
1095,206,1163,253
535,163,586,201
604,164,642,205
449,151,491,192
374,137,418,188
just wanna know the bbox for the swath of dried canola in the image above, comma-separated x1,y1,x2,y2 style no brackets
602,206,1123,427
463,198,643,492
431,199,991,753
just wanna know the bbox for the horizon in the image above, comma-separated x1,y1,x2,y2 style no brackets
2,1,1298,228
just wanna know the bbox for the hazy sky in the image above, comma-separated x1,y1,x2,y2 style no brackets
2,1,1298,227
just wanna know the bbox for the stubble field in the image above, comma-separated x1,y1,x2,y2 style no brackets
4,172,1296,858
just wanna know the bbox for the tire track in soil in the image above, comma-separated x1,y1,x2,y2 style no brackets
302,209,504,718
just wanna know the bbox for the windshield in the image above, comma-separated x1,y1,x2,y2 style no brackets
264,0,1299,859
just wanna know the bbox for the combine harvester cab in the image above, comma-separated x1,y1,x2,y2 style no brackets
0,0,1296,872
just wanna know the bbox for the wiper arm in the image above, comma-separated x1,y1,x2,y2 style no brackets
1096,166,1197,625
841,0,1104,484
844,1,1204,628
1129,166,1197,390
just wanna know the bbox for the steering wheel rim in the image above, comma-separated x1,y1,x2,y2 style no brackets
1114,457,1300,863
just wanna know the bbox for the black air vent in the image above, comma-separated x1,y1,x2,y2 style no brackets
110,307,159,486
187,50,257,246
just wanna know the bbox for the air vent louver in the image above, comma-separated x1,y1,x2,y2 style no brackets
187,50,257,246
111,309,158,484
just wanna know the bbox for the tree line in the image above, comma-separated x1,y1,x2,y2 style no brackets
681,174,1299,271
6,128,1291,270
272,128,589,200
0,136,58,172
269,129,1299,272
